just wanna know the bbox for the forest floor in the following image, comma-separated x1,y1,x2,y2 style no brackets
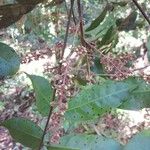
0,51,150,149
1,28,150,149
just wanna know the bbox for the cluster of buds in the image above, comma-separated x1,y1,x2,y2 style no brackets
50,128,64,144
75,46,87,56
69,24,80,34
21,48,52,64
43,43,92,143
101,53,135,80
102,114,120,130
48,60,74,143
53,41,64,61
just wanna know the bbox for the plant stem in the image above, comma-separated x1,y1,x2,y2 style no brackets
37,89,56,150
77,0,85,46
132,0,150,25
37,1,74,149
77,0,91,78
61,0,75,60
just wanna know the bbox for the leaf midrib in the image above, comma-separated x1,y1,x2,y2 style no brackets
33,82,51,105
66,86,134,112
10,125,42,140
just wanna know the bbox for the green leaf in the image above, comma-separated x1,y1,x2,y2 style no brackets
27,74,53,116
120,97,145,110
123,129,150,150
72,75,87,86
90,57,105,74
0,101,5,111
85,6,107,32
47,145,79,150
97,26,118,48
95,13,116,38
110,32,119,49
65,80,136,123
117,11,137,31
60,134,122,150
1,118,43,149
0,42,20,79
112,1,128,7
120,77,150,109
146,36,150,61
86,13,116,42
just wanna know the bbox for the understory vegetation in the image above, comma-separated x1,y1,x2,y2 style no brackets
0,0,150,150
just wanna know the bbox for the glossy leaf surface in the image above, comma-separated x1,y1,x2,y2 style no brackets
47,145,79,150
65,80,136,123
27,74,53,116
60,134,122,150
85,6,107,32
123,130,150,150
120,77,150,109
1,118,43,149
0,42,20,79
90,57,105,74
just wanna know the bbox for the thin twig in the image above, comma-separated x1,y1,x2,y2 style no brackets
132,0,150,25
37,89,56,150
61,0,75,60
91,124,101,135
64,0,69,16
64,0,76,25
72,6,77,25
77,0,91,78
84,41,127,76
86,55,91,78
132,65,150,72
66,23,80,60
38,1,74,149
77,0,85,46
